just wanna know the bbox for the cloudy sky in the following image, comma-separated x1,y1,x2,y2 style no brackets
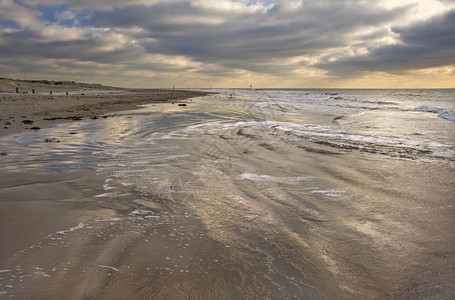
0,0,454,88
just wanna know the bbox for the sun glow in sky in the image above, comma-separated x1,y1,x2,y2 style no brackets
0,0,454,88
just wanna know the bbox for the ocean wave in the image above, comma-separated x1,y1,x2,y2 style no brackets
328,96,397,106
415,106,455,122
204,119,451,160
439,110,455,122
415,105,440,113
260,121,454,161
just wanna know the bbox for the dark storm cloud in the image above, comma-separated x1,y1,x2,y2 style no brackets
86,2,201,29
84,0,409,75
320,10,455,75
395,10,455,47
0,30,136,64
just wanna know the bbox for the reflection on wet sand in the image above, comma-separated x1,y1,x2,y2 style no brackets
0,90,454,299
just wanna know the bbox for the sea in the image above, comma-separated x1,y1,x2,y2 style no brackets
0,89,454,299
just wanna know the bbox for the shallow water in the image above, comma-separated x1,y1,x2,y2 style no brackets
0,89,454,299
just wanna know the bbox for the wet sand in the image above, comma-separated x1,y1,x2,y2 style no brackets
0,80,213,298
0,88,454,299
0,169,105,262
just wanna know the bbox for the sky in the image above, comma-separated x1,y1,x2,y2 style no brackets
0,0,454,88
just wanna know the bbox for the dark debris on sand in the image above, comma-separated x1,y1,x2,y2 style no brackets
44,138,60,143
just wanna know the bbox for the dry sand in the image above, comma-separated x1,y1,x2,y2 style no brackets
0,78,209,138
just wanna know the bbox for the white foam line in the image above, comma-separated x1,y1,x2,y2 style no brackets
245,214,260,221
94,192,116,198
237,173,311,183
103,184,117,191
130,210,154,215
310,190,345,197
93,218,122,222
34,271,50,278
192,171,206,176
94,192,131,198
57,223,86,235
98,265,119,272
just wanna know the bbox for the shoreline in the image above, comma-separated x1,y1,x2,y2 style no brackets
0,79,211,139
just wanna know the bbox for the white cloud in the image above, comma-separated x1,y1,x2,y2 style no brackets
0,0,42,27
380,0,454,22
55,9,76,22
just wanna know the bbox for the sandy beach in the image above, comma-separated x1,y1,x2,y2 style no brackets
1,0,454,298
0,79,212,298
0,78,208,138
0,85,454,299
